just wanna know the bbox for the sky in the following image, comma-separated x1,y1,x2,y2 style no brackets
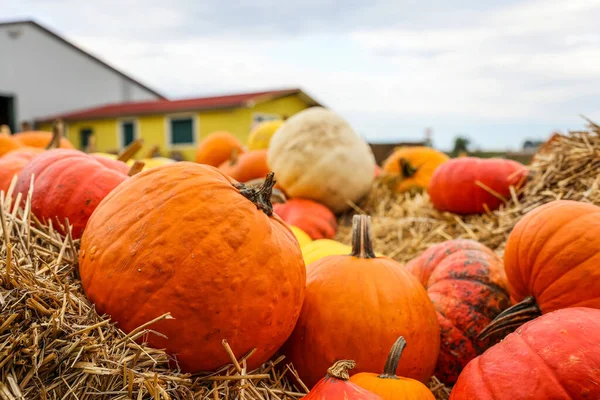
2,0,600,151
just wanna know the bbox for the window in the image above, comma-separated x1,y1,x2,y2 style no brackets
120,120,135,148
80,128,93,150
251,112,280,131
169,117,195,145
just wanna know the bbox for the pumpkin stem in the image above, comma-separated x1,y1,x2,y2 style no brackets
326,360,356,380
379,336,407,379
127,161,145,176
478,296,541,340
399,158,417,179
118,138,144,162
46,119,63,150
350,214,376,259
234,172,276,216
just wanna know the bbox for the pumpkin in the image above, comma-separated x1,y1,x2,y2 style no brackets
381,146,449,193
0,133,22,157
283,214,440,388
218,149,270,182
405,239,511,385
451,307,600,399
304,360,382,400
273,198,337,240
479,200,600,340
0,148,43,193
428,157,528,214
13,149,129,238
13,130,74,149
267,107,376,213
349,337,436,400
79,168,306,373
138,157,176,170
301,239,352,265
195,131,245,167
247,119,284,150
291,226,312,247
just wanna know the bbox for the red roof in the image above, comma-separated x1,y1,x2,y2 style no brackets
37,88,319,122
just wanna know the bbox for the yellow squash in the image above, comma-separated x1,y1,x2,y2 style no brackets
247,120,284,150
291,226,312,248
382,146,449,193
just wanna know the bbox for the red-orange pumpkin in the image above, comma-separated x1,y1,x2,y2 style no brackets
451,307,600,399
304,360,382,400
13,149,129,238
0,148,44,193
479,200,600,340
405,239,510,384
195,131,245,167
79,167,306,373
284,214,440,388
13,130,74,149
273,198,337,240
218,149,270,182
428,157,527,214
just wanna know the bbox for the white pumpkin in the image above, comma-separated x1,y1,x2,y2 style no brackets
267,107,376,213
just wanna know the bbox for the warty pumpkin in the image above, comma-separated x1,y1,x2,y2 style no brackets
267,107,376,213
479,199,600,340
283,214,440,388
218,149,270,183
273,198,337,240
247,119,284,150
13,130,74,149
13,149,129,238
79,168,306,373
452,307,600,400
0,148,44,194
405,239,510,385
304,360,382,400
349,337,435,400
381,146,449,193
428,157,528,214
195,131,245,167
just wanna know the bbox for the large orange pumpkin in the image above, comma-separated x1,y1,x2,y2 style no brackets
0,147,44,193
195,131,245,167
405,239,510,384
13,130,74,149
14,149,129,238
381,146,449,193
79,167,306,373
452,307,600,399
479,200,600,340
284,214,440,388
428,157,528,214
218,149,270,182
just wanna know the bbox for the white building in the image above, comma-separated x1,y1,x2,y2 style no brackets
0,20,165,132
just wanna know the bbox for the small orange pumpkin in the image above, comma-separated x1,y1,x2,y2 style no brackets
273,198,337,240
350,337,435,400
0,133,22,157
304,360,382,400
13,130,74,149
195,131,245,167
218,149,270,182
382,146,449,193
0,148,44,193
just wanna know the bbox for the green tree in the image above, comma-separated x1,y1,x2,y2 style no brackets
452,136,471,156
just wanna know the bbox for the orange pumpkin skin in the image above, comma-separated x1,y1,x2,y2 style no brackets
428,157,527,214
13,131,74,149
0,135,22,157
218,149,270,182
305,361,382,400
195,131,245,167
0,148,43,193
14,149,128,238
273,198,337,240
451,307,600,400
480,200,600,339
78,165,306,373
284,215,440,389
405,239,510,385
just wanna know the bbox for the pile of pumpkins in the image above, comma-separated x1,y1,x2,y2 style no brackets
1,108,599,400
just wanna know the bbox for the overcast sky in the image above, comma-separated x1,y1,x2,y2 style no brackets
3,0,600,150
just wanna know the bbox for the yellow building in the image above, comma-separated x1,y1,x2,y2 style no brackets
35,88,322,160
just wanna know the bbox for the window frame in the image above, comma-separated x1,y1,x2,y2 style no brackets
117,118,139,150
165,113,199,149
79,127,94,150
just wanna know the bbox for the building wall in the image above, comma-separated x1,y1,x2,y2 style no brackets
0,22,160,127
39,94,311,161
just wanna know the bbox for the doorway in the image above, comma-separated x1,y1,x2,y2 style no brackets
0,95,16,133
